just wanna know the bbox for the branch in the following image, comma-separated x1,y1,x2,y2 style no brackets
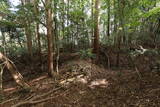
29,87,62,101
38,20,46,27
11,87,68,107
1,97,19,105
40,0,46,7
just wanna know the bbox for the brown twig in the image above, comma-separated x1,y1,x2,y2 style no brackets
30,86,62,101
11,89,69,107
1,97,19,105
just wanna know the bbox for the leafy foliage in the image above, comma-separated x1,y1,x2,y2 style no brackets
79,49,96,59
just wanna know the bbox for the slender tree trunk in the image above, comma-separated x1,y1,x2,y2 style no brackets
113,0,117,45
25,26,33,58
1,32,6,54
116,0,125,67
45,0,54,77
61,0,65,52
66,0,70,49
93,0,100,58
36,24,42,62
91,0,94,48
16,31,23,48
118,0,125,43
34,0,42,64
77,23,79,50
54,0,59,73
21,0,33,58
0,66,3,96
107,0,110,37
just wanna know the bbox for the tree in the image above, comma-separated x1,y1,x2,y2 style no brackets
93,0,100,58
34,0,42,64
20,0,33,58
107,0,110,37
45,0,54,77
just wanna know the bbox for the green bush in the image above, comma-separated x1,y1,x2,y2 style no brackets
78,48,96,59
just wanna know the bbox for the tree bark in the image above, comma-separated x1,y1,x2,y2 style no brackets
118,0,125,43
91,0,94,48
21,0,33,58
116,0,126,67
1,32,6,54
93,0,100,58
34,0,42,64
113,0,117,45
25,25,33,58
54,0,59,73
45,0,54,77
107,0,110,37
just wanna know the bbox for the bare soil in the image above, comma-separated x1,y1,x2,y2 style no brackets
1,52,160,107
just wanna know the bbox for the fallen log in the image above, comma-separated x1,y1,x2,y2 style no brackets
0,52,30,91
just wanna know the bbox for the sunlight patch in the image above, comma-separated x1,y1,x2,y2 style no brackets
89,79,109,89
77,77,88,84
14,75,18,79
0,53,3,59
16,80,20,83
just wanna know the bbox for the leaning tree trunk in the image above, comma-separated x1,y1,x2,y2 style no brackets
0,52,30,90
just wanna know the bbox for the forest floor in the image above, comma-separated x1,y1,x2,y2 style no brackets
1,52,160,107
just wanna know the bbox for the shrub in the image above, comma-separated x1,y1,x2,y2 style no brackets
78,48,96,59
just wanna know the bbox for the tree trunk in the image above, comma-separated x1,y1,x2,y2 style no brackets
91,0,94,48
45,0,54,77
0,66,3,96
116,0,126,67
25,26,33,58
93,0,100,57
21,0,33,58
113,0,117,45
107,0,110,37
61,0,65,52
1,32,6,54
54,0,59,73
34,0,42,64
118,0,125,43
67,0,70,50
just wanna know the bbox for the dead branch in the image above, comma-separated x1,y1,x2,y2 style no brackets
135,66,142,79
0,52,30,90
29,86,62,101
0,97,19,105
11,88,69,107
149,88,160,93
60,74,84,85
